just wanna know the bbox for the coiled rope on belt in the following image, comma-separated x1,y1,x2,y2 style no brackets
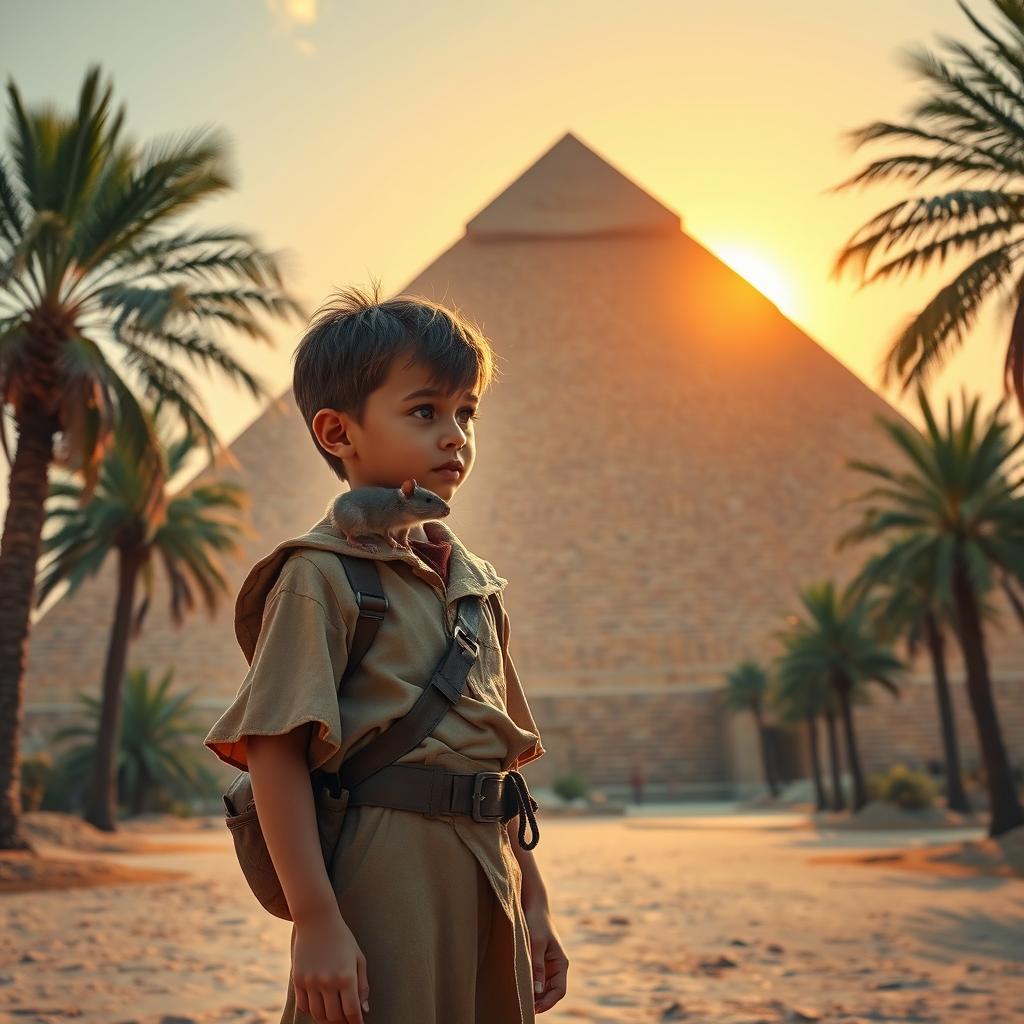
502,770,540,851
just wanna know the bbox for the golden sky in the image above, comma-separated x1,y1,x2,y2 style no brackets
1,0,1018,517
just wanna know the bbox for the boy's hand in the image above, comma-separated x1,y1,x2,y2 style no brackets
524,902,569,1013
293,909,370,1023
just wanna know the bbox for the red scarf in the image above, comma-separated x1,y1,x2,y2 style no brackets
408,537,452,583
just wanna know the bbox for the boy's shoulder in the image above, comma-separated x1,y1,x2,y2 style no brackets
268,547,364,624
271,546,341,596
234,531,359,662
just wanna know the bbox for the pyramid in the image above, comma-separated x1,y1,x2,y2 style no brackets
465,131,681,239
23,130,1024,796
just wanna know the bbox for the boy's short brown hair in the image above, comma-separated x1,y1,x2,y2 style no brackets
292,280,497,482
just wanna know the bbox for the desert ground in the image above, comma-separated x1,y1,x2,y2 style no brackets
2,804,1023,1024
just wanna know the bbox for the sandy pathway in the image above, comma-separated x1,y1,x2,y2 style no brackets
2,810,1022,1023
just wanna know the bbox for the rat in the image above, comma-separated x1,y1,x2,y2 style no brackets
327,478,451,550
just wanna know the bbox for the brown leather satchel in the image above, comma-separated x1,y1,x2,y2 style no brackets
221,553,541,921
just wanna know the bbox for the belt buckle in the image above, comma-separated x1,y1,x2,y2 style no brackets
471,771,505,822
453,623,480,659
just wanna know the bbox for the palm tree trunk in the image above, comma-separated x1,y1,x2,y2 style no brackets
951,560,1024,838
835,677,868,812
923,610,971,814
130,759,150,817
84,546,143,831
0,402,59,852
824,704,845,811
752,705,780,797
806,714,827,811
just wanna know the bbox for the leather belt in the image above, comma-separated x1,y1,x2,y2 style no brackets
314,763,540,850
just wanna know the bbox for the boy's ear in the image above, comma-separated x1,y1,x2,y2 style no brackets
313,408,354,455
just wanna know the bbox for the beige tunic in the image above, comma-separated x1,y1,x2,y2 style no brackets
204,506,546,1023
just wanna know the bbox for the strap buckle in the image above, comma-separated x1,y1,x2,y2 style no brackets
471,771,505,822
355,590,388,619
312,769,344,799
453,622,479,659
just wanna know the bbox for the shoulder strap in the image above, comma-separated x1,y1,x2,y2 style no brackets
326,552,485,793
335,553,388,689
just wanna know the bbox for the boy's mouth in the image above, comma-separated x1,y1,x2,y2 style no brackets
433,459,464,479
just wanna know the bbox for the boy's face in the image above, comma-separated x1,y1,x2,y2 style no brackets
313,352,479,501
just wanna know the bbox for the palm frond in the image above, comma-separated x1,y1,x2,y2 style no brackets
0,153,27,246
826,2,1024,403
840,382,1024,647
72,124,232,272
1,64,304,497
881,242,1022,390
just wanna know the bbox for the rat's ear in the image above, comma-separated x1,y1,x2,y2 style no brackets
400,478,416,497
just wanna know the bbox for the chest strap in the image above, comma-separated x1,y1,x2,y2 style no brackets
313,552,540,849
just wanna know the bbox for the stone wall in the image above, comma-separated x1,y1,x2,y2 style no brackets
23,670,1024,805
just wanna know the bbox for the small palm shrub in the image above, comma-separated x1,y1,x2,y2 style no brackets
19,753,53,812
52,665,221,817
868,763,937,810
553,772,588,802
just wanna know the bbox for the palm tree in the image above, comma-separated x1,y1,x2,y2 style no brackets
0,65,303,849
842,550,979,814
771,646,831,812
773,581,904,813
828,0,1024,415
838,384,1024,836
51,665,221,817
820,699,846,811
775,615,870,814
724,660,780,797
35,397,251,831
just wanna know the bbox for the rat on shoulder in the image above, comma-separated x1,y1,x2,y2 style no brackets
327,478,451,550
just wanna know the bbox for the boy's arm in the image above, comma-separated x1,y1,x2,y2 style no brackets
248,723,339,925
506,816,550,912
491,590,550,909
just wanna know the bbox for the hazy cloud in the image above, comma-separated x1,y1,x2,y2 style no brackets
267,0,318,26
266,0,318,56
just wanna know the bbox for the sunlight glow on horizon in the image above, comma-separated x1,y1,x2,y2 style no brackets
712,242,801,323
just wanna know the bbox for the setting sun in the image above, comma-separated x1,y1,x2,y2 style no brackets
713,242,799,322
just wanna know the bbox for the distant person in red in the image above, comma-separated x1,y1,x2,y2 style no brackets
631,765,646,804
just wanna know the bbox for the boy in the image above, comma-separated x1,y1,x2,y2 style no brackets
204,284,568,1023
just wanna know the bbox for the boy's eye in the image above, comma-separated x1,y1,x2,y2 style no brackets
411,405,479,423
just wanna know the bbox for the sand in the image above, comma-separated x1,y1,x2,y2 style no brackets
0,849,188,894
22,810,224,852
814,800,990,832
813,824,1024,881
2,807,1023,1023
0,813,234,895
